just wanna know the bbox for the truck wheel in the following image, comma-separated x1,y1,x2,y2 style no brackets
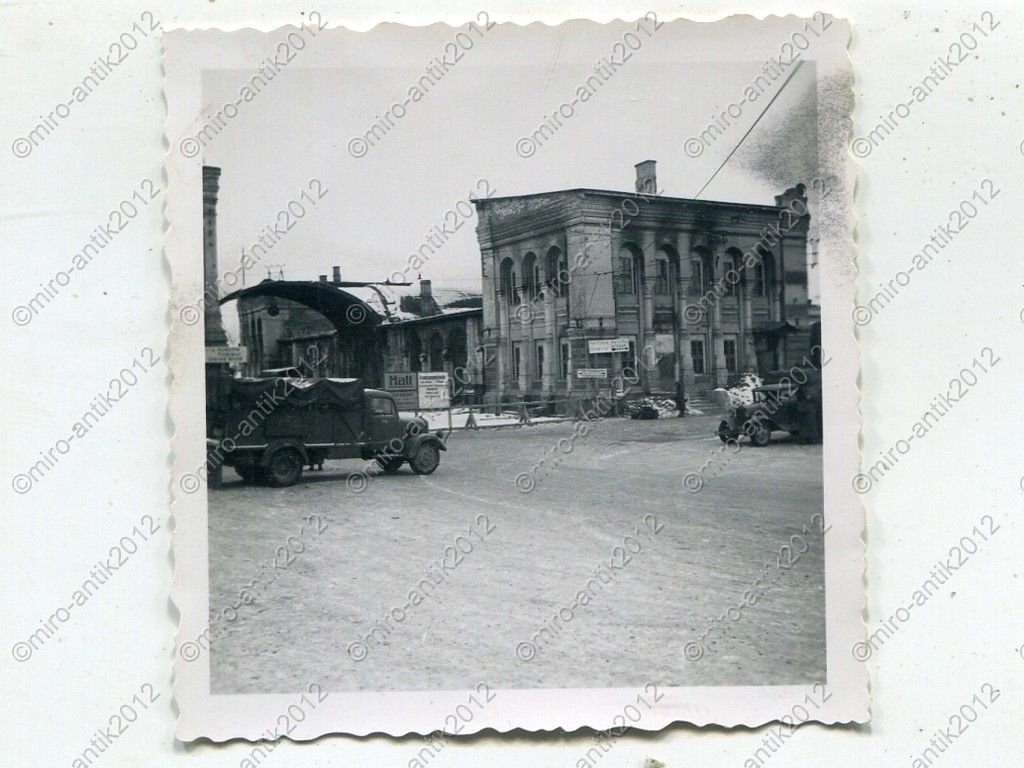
409,444,440,475
745,421,771,447
376,455,405,473
266,447,304,487
717,420,733,443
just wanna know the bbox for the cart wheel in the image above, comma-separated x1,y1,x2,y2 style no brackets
266,448,304,487
745,421,771,447
410,444,440,475
376,455,405,473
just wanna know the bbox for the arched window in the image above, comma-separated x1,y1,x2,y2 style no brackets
407,331,422,372
428,332,445,372
655,244,678,295
654,257,669,294
499,257,518,304
615,246,637,294
545,247,562,296
522,252,537,300
690,246,713,295
724,248,744,297
755,247,775,297
447,327,468,379
689,258,703,296
558,250,568,297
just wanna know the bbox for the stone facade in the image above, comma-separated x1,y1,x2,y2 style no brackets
378,279,484,403
472,161,815,410
235,277,483,399
380,308,484,403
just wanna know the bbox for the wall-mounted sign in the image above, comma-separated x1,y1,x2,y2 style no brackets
577,368,608,379
206,346,248,364
417,372,450,409
588,338,631,354
654,333,674,354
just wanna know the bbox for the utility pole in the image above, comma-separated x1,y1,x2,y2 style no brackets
693,60,804,200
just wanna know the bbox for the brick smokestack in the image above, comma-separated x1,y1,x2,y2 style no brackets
332,266,341,284
202,165,228,347
635,160,657,195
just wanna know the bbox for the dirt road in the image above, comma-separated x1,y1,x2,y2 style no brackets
208,414,825,693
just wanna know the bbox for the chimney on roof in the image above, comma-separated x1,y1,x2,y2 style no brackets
775,183,808,211
318,274,327,282
332,266,341,284
635,160,657,195
419,279,440,317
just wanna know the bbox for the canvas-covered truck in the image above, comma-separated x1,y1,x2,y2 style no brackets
206,377,446,487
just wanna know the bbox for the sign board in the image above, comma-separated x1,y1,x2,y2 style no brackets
385,372,417,391
206,346,247,364
384,371,420,410
383,371,453,410
577,368,608,379
390,391,419,410
588,338,631,354
417,372,450,409
654,333,674,354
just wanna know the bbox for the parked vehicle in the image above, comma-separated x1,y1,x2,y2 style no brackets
717,370,823,446
207,377,446,487
259,366,303,378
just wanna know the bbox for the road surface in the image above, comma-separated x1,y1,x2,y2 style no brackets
207,413,826,693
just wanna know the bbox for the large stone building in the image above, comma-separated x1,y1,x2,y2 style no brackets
472,160,818,411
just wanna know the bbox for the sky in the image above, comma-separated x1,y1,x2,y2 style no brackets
199,22,820,335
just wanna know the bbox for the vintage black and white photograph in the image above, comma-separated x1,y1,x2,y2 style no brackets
165,14,865,739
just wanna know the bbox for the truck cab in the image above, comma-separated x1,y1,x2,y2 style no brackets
365,390,405,449
362,389,443,476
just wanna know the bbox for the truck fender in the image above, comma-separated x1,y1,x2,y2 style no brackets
404,433,447,457
258,439,310,467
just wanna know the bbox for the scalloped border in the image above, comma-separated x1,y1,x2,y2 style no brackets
165,13,866,743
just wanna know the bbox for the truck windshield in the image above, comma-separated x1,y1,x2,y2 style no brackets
370,397,396,415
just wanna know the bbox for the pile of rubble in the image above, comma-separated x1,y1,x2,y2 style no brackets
624,396,680,419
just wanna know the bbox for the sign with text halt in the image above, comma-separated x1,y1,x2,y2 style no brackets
384,371,419,410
